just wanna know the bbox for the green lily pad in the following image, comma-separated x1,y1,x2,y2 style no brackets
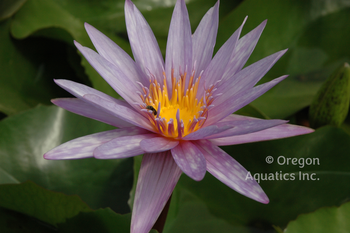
164,189,251,233
0,105,133,213
59,209,159,233
283,201,350,232
0,207,56,233
0,181,143,233
0,19,71,115
58,209,130,233
0,181,92,226
0,0,27,21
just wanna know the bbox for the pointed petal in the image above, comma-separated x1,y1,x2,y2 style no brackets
83,94,154,131
192,1,219,77
52,98,133,128
54,79,131,108
171,141,206,181
195,140,269,203
165,0,192,84
94,134,156,159
75,41,140,104
183,123,233,140
198,16,247,96
140,137,179,153
44,127,148,160
84,23,147,85
210,123,314,146
125,0,164,81
131,152,182,233
217,49,287,103
221,20,267,81
205,119,287,139
206,75,288,126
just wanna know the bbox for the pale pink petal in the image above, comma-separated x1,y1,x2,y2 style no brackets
165,0,192,87
52,98,133,128
44,127,148,160
82,94,154,131
195,140,269,203
218,114,264,122
210,123,314,146
131,152,182,233
140,137,179,153
198,16,247,97
206,75,288,126
192,1,219,78
182,122,234,140
75,41,140,104
84,23,148,85
216,49,287,105
94,134,156,159
54,79,131,108
221,20,267,82
125,0,164,81
171,141,206,181
205,119,287,139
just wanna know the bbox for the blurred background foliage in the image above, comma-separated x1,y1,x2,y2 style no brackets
1,0,350,232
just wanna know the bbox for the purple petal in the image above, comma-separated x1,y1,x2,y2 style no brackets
125,0,164,81
94,134,156,159
192,1,219,78
131,151,182,233
206,75,288,126
44,127,148,160
84,23,148,85
216,49,287,105
140,137,179,153
54,79,131,108
171,141,206,181
182,123,234,140
82,94,154,131
165,0,192,86
75,41,140,104
205,118,287,139
195,140,269,203
221,20,267,81
52,98,133,128
198,16,247,97
210,123,314,146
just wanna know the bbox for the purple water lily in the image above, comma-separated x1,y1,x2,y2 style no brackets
44,0,313,232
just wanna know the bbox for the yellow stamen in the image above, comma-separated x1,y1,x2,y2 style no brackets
143,70,214,139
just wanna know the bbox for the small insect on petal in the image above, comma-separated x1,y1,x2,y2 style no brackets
146,105,157,115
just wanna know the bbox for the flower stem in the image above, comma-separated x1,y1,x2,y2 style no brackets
152,194,172,233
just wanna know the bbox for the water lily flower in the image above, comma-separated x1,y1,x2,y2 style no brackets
44,0,314,232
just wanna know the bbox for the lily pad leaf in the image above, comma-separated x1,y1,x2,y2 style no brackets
0,0,27,21
0,181,92,227
58,209,131,233
283,201,350,233
0,105,133,214
0,19,69,115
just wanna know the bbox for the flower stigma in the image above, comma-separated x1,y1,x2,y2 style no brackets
138,69,217,139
